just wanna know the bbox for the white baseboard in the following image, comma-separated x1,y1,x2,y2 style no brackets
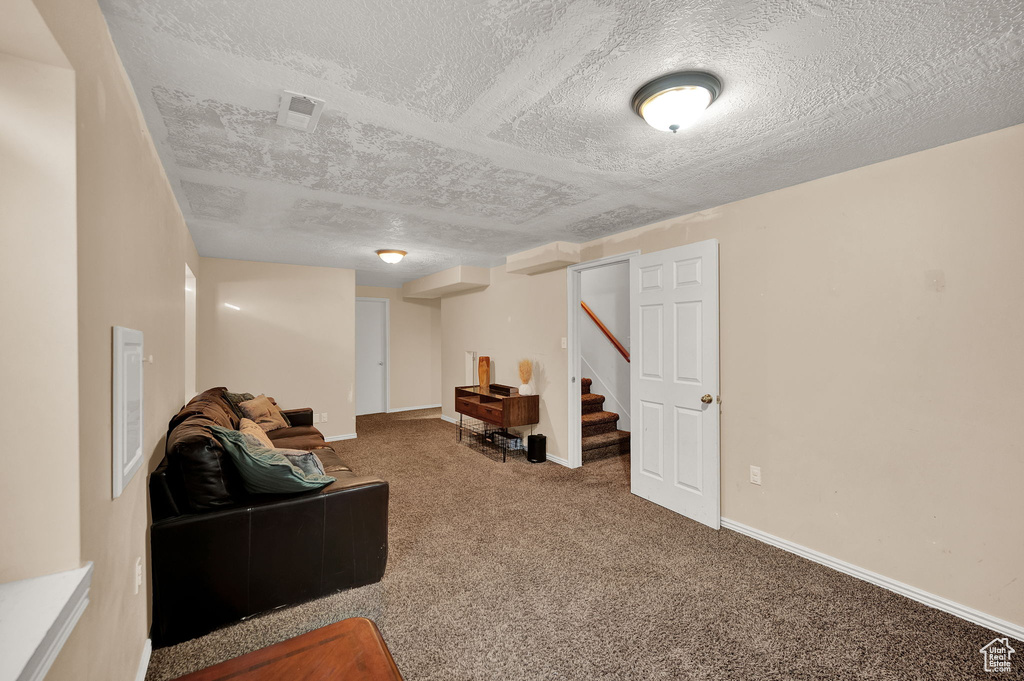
134,638,151,681
544,453,573,468
324,433,357,442
388,403,441,413
720,518,1024,642
440,414,458,425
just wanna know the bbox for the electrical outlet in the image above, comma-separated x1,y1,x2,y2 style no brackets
134,557,143,595
561,337,567,349
750,465,762,486
313,413,320,423
321,412,328,423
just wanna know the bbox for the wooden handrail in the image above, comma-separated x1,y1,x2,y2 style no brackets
580,301,630,363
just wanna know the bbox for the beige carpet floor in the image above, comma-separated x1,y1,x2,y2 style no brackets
148,410,1016,680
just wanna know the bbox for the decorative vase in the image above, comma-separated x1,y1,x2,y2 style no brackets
478,356,490,390
517,359,534,396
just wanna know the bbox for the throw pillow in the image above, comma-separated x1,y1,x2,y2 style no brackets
223,391,255,419
239,433,327,477
238,394,289,432
238,433,325,477
239,418,274,448
266,396,289,425
210,425,335,494
276,449,328,477
241,432,269,451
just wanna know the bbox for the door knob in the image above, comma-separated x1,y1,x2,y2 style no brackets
701,394,713,404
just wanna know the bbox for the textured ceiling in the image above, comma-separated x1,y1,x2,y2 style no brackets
100,0,1024,286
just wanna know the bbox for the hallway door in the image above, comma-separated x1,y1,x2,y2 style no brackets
356,298,388,415
630,239,720,529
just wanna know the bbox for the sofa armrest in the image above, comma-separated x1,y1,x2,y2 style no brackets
282,407,314,426
149,457,181,522
151,476,388,646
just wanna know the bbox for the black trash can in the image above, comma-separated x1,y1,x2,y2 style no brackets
527,434,546,463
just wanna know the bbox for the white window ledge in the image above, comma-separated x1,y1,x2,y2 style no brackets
0,562,93,681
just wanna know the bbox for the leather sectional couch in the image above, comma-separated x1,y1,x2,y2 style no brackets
149,388,388,646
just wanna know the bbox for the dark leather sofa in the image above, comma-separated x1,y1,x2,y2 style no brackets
149,388,388,647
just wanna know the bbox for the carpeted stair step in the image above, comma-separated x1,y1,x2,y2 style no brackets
582,429,630,462
581,392,605,415
581,377,592,395
582,410,620,437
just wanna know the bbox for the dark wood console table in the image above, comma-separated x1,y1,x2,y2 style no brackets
455,385,539,427
455,386,539,462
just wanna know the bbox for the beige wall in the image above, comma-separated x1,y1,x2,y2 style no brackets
443,123,1024,629
0,5,78,584
27,0,201,678
595,124,1023,627
357,286,442,411
441,266,568,456
199,258,356,438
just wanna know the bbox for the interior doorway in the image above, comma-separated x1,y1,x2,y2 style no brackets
567,242,721,530
355,297,389,415
566,251,639,468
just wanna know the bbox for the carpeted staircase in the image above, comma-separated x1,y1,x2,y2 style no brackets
580,377,630,462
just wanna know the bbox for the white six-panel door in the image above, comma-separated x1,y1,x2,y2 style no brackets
355,298,388,416
630,240,720,529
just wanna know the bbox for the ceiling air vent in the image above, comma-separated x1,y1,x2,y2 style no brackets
276,90,325,133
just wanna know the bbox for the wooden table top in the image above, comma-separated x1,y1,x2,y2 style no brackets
170,617,403,681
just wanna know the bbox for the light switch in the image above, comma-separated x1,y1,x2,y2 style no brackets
561,337,567,349
313,413,320,423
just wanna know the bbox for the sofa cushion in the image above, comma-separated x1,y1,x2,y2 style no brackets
239,418,274,448
312,444,350,472
239,394,290,432
267,425,328,451
210,426,335,494
166,417,249,511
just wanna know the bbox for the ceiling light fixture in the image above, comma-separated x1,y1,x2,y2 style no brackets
632,71,722,133
376,249,407,264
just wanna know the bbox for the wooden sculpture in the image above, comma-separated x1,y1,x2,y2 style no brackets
478,356,490,390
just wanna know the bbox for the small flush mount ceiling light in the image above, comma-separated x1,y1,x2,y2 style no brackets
376,249,407,264
632,71,722,133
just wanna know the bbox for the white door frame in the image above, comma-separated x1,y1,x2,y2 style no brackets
356,297,390,414
566,251,640,468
